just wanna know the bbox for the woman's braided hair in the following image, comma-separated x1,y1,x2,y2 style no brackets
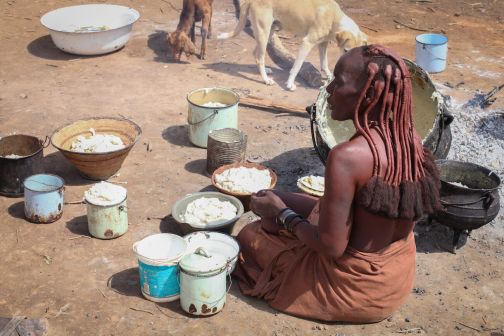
354,45,442,221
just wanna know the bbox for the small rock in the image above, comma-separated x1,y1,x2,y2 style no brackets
95,314,99,318
87,313,91,317
406,317,411,322
147,217,151,220
255,126,260,129
388,318,393,322
464,286,468,289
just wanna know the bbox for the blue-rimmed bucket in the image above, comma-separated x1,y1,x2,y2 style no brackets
415,34,448,73
23,174,65,223
132,234,187,302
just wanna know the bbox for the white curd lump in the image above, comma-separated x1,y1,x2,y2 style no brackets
70,128,125,153
181,197,237,226
202,102,227,107
449,181,469,188
2,154,25,159
215,167,272,194
300,175,325,192
84,181,127,205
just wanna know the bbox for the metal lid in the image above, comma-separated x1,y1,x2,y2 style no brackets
179,247,227,274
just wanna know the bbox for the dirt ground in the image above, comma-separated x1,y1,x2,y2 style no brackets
1,0,504,335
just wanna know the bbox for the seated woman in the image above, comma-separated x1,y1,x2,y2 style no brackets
232,45,442,323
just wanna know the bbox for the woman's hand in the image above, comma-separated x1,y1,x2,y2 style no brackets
249,190,286,219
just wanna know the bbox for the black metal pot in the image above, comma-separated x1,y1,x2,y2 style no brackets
430,160,501,252
0,134,48,197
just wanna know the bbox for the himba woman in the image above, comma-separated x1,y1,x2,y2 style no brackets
233,45,442,322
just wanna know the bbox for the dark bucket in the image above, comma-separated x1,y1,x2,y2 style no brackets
0,134,48,197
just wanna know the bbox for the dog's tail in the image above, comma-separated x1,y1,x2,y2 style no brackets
217,1,252,39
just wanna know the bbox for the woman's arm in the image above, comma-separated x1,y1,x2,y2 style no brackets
292,142,358,260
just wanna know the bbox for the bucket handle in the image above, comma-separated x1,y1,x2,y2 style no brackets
422,44,447,61
187,109,219,125
175,268,232,309
307,104,328,166
118,205,128,213
439,192,495,208
43,135,51,148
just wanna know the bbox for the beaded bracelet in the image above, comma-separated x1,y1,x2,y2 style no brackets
289,219,308,235
276,207,289,226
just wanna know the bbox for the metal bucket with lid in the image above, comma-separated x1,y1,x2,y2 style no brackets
178,247,228,315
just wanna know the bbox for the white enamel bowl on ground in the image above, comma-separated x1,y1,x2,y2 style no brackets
40,4,140,55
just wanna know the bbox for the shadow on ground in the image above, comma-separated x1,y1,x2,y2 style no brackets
7,201,26,221
44,152,97,187
65,215,90,236
162,125,197,148
27,35,122,61
414,216,469,254
184,159,207,177
107,267,143,299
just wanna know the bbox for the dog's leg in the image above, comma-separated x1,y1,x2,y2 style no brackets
250,13,275,85
318,41,332,77
286,38,317,91
191,22,196,44
200,15,210,59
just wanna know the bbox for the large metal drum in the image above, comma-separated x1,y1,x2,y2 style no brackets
310,59,453,165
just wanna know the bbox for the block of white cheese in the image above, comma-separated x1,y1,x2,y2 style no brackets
181,197,237,226
70,128,125,153
1,154,25,159
448,181,469,188
215,166,272,194
84,181,127,205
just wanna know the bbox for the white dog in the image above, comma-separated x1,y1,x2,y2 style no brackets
217,0,368,91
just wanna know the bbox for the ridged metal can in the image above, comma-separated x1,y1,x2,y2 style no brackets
206,128,247,176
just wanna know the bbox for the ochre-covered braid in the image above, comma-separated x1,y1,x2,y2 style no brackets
355,45,442,221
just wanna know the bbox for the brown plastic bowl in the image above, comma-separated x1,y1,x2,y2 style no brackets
50,117,142,180
211,162,277,210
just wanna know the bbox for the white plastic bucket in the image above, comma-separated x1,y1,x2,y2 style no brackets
187,88,240,148
415,34,448,73
132,234,187,302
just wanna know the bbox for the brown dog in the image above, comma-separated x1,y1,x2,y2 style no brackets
164,0,214,61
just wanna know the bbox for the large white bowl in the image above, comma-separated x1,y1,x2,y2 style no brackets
40,4,140,55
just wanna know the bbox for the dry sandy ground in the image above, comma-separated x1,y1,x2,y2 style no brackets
1,0,504,335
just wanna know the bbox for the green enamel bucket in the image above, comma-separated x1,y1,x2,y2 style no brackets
187,88,240,148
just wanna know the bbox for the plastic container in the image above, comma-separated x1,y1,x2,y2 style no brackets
0,134,47,197
86,196,128,239
178,247,228,315
23,174,65,223
206,128,247,176
171,192,244,235
415,34,448,73
132,234,188,302
187,88,240,148
40,4,140,55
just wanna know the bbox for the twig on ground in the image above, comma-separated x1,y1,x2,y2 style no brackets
458,322,480,332
130,307,154,315
108,181,127,184
64,201,84,204
98,289,107,298
411,0,433,2
393,19,430,31
69,235,91,240
447,22,463,26
361,25,378,32
48,303,71,319
396,328,422,334
155,303,184,319
146,188,152,194
161,0,181,11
